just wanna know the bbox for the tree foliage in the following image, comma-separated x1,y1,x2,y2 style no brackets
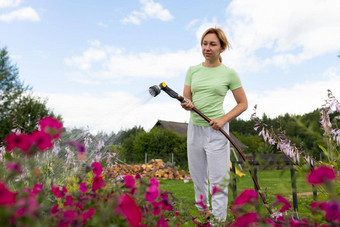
0,46,61,141
119,127,187,169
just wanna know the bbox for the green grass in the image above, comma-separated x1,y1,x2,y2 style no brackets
159,168,325,221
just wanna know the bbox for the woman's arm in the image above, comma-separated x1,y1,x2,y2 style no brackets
181,85,194,111
209,87,248,130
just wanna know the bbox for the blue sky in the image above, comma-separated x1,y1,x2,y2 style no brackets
1,0,340,133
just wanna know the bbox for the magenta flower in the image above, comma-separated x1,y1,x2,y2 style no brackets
160,192,172,211
92,176,104,191
51,204,60,217
79,182,88,193
124,175,135,189
156,214,169,227
232,212,258,227
6,162,23,174
51,185,67,198
117,194,142,227
0,182,16,206
145,184,159,202
33,184,44,194
5,133,32,152
31,130,53,151
234,189,258,206
194,194,207,210
149,178,159,187
61,209,76,225
151,201,161,216
67,141,85,153
322,199,340,222
91,162,103,176
39,116,63,139
307,166,337,185
273,194,291,213
64,195,73,207
83,208,96,222
212,184,223,196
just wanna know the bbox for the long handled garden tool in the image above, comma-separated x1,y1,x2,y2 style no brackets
149,82,272,214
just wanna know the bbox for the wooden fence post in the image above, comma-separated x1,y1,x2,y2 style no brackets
290,166,298,216
312,185,318,200
253,166,258,192
230,162,237,199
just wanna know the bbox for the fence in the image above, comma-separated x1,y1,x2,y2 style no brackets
230,159,318,214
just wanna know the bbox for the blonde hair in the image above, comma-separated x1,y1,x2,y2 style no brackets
200,28,230,63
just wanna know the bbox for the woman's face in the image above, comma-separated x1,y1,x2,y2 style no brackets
201,33,224,62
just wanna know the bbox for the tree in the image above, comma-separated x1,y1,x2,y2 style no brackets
0,46,61,141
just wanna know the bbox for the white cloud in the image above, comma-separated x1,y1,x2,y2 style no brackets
97,21,107,28
224,0,340,70
65,45,201,83
0,0,23,8
122,0,173,25
236,67,340,120
0,7,40,22
185,19,200,30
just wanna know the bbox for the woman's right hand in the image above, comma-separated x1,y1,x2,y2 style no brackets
181,99,194,111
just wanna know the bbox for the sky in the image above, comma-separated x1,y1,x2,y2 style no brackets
1,0,340,134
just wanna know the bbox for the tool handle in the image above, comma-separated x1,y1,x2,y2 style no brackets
160,82,188,103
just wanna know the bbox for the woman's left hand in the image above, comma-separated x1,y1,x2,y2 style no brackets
209,118,226,130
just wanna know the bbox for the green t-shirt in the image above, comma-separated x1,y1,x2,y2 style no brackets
185,63,242,126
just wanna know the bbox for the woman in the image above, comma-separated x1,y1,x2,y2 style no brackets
181,28,248,222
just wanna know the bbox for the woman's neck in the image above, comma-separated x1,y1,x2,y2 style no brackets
203,60,221,68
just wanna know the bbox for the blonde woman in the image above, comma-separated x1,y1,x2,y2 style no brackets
181,28,248,223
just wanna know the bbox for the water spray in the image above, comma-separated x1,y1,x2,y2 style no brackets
149,82,272,214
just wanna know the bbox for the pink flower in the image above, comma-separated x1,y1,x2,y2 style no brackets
64,195,73,207
195,194,206,210
33,184,44,194
149,178,159,187
289,218,309,227
39,116,63,139
321,199,340,222
31,130,53,151
234,189,258,206
51,204,60,217
51,185,67,198
83,208,96,222
79,182,88,193
6,162,23,174
273,194,291,213
117,194,142,227
67,141,85,153
124,175,135,189
212,184,223,196
307,166,337,185
156,214,169,227
61,209,76,225
232,212,258,227
145,184,159,202
5,133,32,152
92,176,104,191
151,201,162,216
160,192,172,211
91,162,103,176
0,182,16,206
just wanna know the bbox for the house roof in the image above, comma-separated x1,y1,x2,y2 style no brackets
152,120,248,150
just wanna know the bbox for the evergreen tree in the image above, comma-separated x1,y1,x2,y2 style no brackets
0,46,61,141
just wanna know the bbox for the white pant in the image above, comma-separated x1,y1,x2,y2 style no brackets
187,122,230,221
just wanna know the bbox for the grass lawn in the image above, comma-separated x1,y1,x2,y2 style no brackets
159,168,324,222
